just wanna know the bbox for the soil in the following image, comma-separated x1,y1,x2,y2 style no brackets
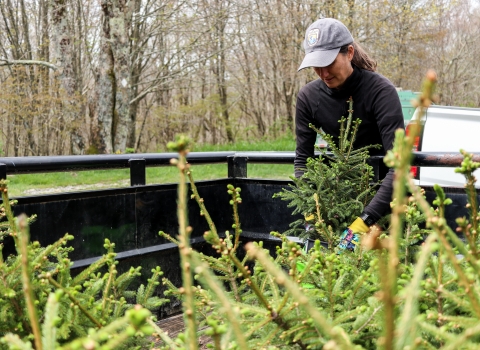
21,180,130,196
152,314,212,349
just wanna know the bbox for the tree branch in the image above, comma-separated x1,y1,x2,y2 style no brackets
0,58,57,70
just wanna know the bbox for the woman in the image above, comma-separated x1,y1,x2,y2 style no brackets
295,18,405,250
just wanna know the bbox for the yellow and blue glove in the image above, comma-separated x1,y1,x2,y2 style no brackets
337,217,369,251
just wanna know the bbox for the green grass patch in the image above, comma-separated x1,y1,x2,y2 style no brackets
7,135,296,197
191,133,296,152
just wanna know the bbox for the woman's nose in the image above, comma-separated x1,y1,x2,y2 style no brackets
314,67,328,78
318,67,328,78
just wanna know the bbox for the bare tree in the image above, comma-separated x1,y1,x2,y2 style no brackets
51,0,85,154
1,0,478,157
427,0,480,107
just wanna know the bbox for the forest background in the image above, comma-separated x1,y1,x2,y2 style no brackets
1,0,479,157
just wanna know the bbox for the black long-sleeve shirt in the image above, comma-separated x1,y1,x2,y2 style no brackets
294,65,405,222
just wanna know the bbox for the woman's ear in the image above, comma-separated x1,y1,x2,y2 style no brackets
348,45,354,61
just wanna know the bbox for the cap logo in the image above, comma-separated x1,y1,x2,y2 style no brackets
307,29,320,47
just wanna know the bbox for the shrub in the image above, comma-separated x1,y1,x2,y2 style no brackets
0,180,168,349
273,96,380,247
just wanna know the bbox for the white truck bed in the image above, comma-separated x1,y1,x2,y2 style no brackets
413,105,480,188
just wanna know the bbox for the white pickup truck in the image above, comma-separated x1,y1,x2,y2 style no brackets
408,105,480,188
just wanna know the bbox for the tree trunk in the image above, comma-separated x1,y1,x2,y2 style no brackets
51,0,84,154
213,0,233,143
96,0,116,154
110,0,133,152
238,25,266,137
96,0,134,153
126,0,142,150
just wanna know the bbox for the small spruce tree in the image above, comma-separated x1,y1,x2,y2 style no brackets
274,97,380,248
0,180,168,349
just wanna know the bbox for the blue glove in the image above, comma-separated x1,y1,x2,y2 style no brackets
337,217,369,251
337,228,360,251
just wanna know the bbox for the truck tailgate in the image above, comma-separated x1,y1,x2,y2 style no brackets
419,106,480,188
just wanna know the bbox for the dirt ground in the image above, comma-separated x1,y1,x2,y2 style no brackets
153,314,212,349
20,180,130,196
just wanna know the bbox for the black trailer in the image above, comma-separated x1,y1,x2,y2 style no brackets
1,151,479,317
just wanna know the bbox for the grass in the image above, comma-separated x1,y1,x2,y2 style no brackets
6,135,297,197
189,135,296,152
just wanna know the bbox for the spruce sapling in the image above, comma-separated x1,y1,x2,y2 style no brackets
274,97,380,248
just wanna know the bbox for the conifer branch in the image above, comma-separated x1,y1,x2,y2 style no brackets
190,253,249,349
454,150,480,256
383,142,406,346
395,233,437,348
147,319,179,349
168,135,198,350
45,274,103,328
58,306,152,350
71,254,111,286
32,233,73,267
227,249,273,312
158,230,180,245
345,97,355,158
138,266,162,306
245,242,354,348
227,264,241,302
228,186,242,251
313,193,336,248
417,320,456,343
101,257,117,319
0,334,32,349
42,291,61,350
1,182,17,234
441,322,480,350
433,192,446,323
381,70,438,350
408,182,480,318
187,170,218,238
409,179,480,317
200,207,266,305
115,266,142,295
202,223,308,346
16,215,43,350
339,116,346,153
189,181,244,299
97,333,130,349
408,183,480,278
354,306,382,334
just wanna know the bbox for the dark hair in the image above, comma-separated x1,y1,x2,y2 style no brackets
339,42,377,72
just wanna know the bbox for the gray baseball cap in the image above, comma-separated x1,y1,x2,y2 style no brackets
298,18,354,71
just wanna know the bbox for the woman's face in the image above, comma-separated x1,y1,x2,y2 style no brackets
313,45,354,89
